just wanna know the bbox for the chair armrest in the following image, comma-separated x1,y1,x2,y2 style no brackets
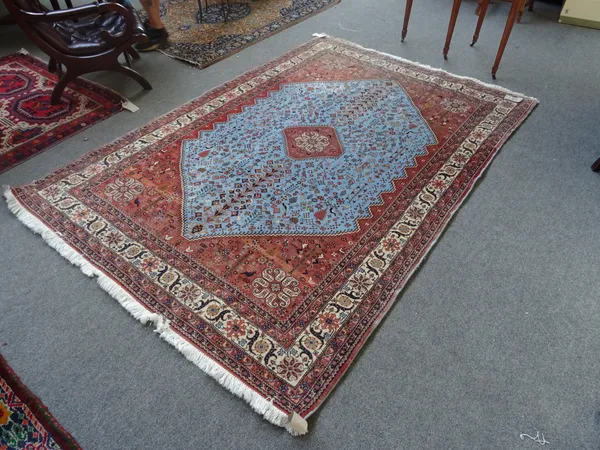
21,2,138,47
20,3,103,22
97,2,137,48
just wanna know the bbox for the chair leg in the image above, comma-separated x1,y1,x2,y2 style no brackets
443,0,462,60
113,64,152,90
127,47,141,61
528,0,534,11
48,58,63,78
123,50,132,68
401,0,413,43
471,0,490,46
51,70,78,105
592,157,600,172
491,0,520,79
0,13,15,25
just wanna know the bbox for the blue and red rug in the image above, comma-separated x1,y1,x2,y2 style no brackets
5,36,537,434
0,354,80,449
0,53,123,174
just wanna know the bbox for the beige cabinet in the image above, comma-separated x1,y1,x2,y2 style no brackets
560,0,600,29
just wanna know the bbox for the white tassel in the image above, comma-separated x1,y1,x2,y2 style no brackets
3,187,308,436
121,100,139,113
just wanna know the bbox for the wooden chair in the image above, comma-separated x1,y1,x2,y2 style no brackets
4,0,151,104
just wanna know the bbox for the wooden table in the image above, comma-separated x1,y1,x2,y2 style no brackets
402,0,527,78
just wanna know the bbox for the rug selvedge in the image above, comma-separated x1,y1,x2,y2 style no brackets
6,37,537,433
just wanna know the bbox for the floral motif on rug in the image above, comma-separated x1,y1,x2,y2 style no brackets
0,355,81,449
0,53,123,174
6,37,537,433
156,0,340,68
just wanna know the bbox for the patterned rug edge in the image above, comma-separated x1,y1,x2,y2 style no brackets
3,35,538,436
0,354,82,449
2,187,301,435
158,1,341,69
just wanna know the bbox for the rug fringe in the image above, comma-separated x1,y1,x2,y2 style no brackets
121,99,139,113
157,49,204,68
311,33,539,103
2,187,307,436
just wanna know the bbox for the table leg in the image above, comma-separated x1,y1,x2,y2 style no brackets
443,0,462,60
517,0,526,23
196,0,203,23
224,0,231,22
401,0,413,43
529,0,534,11
471,0,490,46
491,0,520,79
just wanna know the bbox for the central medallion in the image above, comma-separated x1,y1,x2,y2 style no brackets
283,126,343,159
180,80,436,240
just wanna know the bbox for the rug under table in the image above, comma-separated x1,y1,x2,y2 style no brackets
156,0,340,67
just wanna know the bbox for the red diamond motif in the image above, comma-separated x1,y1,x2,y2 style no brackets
283,126,343,160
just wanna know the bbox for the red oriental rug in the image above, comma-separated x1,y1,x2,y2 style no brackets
0,355,81,449
0,52,123,174
5,36,537,434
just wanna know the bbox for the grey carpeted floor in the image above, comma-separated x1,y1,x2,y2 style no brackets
2,0,600,448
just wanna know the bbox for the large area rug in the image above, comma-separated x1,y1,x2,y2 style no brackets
157,0,340,67
5,36,537,434
0,52,123,174
0,355,81,449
